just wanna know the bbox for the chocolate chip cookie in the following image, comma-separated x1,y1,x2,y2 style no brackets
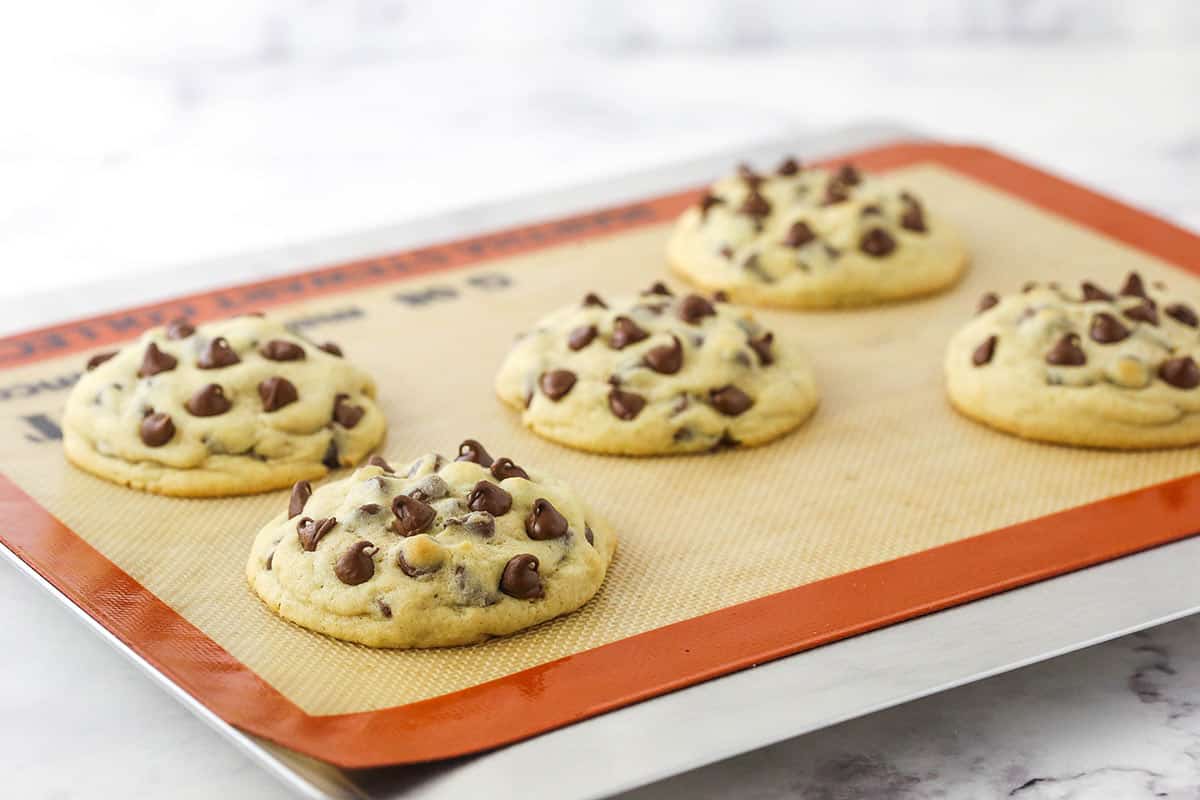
667,157,968,308
65,314,385,496
495,284,819,454
246,442,616,647
946,273,1200,448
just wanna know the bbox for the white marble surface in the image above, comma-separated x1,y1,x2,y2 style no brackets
2,25,1200,800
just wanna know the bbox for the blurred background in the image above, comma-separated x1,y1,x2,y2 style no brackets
2,0,1198,304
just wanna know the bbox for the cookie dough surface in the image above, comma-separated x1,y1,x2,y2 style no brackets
495,284,819,455
64,314,385,496
667,158,968,308
247,442,616,648
945,273,1200,449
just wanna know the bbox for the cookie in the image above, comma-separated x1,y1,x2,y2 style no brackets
495,284,819,454
246,442,616,647
667,157,968,308
64,314,385,496
945,273,1200,449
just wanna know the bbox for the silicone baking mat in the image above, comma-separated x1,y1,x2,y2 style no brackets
1,143,1198,769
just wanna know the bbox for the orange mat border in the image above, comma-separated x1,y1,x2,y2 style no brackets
2,142,1199,769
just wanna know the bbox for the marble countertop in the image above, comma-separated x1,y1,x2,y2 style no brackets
2,42,1199,798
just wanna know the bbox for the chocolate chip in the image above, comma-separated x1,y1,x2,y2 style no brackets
378,599,393,617
713,290,729,302
139,412,175,447
1166,303,1199,327
610,316,649,349
1119,272,1148,299
258,376,298,412
86,351,116,371
719,245,734,259
368,454,394,473
265,549,274,570
972,335,997,366
288,480,312,518
776,156,800,176
359,503,381,515
1124,301,1159,326
782,220,815,248
582,293,608,309
297,517,336,551
678,294,716,325
1081,281,1113,302
825,244,841,259
185,383,232,417
137,343,177,377
166,318,195,339
491,457,530,481
822,181,850,206
408,475,448,502
322,439,340,469
539,369,577,401
260,339,305,361
397,551,438,578
1159,356,1200,389
1089,312,1131,344
568,324,598,351
739,190,771,218
317,341,343,357
977,293,1000,313
899,197,926,233
448,511,495,537
859,228,896,258
526,498,568,540
608,387,646,420
642,281,674,297
672,394,689,415
467,480,512,516
709,385,753,416
1022,281,1040,294
500,554,543,600
860,204,882,217
584,524,595,546
457,439,494,467
698,193,724,218
742,253,773,283
644,336,684,375
333,394,365,428
749,332,774,366
1045,333,1087,366
712,430,740,451
835,163,861,186
392,495,435,536
334,541,377,585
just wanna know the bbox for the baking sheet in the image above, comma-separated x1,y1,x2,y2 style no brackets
1,139,1198,772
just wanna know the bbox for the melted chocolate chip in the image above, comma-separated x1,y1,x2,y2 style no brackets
322,439,340,469
1124,301,1159,326
138,343,178,377
1119,272,1148,299
719,245,734,259
678,294,716,325
584,524,595,546
185,383,232,417
713,290,729,302
368,454,394,473
644,336,684,375
1081,281,1113,302
749,332,774,366
642,281,674,297
334,541,377,585
776,156,800,176
1089,312,1131,344
860,204,882,217
408,475,448,502
447,511,495,537
297,517,336,551
582,293,608,309
709,385,753,416
397,551,438,578
783,221,815,248
392,495,436,536
288,480,312,519
539,369,577,401
972,335,998,366
491,457,530,481
378,599,393,617
568,324,597,351
608,387,646,421
610,316,649,349
739,190,771,218
333,394,365,428
166,319,195,339
977,293,1000,313
835,163,861,186
317,341,343,357
197,337,240,369
457,439,494,467
467,480,512,516
259,339,305,361
526,498,569,540
1159,356,1200,389
500,554,543,600
86,351,117,371
900,197,926,233
359,503,381,515
698,193,724,218
1045,333,1087,366
258,376,298,412
139,412,175,447
859,228,896,258
822,180,850,206
1166,303,1199,328
711,430,740,451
